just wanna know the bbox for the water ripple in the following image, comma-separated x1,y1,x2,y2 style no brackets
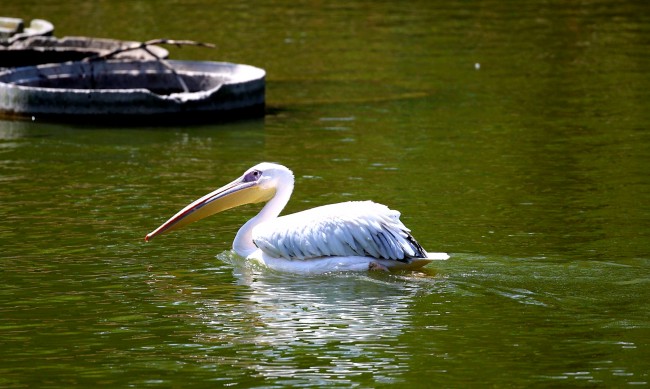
185,251,447,384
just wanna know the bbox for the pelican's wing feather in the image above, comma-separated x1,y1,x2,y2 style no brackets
252,201,428,261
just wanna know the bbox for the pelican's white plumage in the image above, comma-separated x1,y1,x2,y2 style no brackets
253,201,424,260
145,162,448,273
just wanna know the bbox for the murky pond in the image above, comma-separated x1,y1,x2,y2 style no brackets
1,0,649,387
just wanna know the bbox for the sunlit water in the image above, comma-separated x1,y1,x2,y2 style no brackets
1,0,649,387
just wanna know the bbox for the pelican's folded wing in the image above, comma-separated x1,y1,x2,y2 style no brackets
252,201,428,261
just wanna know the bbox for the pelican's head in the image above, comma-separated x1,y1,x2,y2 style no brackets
145,162,294,241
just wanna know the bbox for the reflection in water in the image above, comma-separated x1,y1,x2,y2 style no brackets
0,120,35,154
0,119,34,140
192,251,443,384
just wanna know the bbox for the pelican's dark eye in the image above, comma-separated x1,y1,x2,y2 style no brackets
243,169,262,182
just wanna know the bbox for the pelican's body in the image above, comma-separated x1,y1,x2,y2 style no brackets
145,163,448,273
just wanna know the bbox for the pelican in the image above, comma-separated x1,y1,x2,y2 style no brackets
145,162,449,273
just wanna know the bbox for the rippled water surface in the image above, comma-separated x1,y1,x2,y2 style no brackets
1,0,649,387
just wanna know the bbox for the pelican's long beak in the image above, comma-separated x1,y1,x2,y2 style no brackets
145,176,274,242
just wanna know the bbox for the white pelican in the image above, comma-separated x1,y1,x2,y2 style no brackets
145,162,449,273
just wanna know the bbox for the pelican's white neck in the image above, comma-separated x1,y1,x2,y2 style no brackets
232,173,294,257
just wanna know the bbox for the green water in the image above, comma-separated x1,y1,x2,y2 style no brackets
2,0,649,387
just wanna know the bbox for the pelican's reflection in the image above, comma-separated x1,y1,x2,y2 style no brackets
194,252,444,384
